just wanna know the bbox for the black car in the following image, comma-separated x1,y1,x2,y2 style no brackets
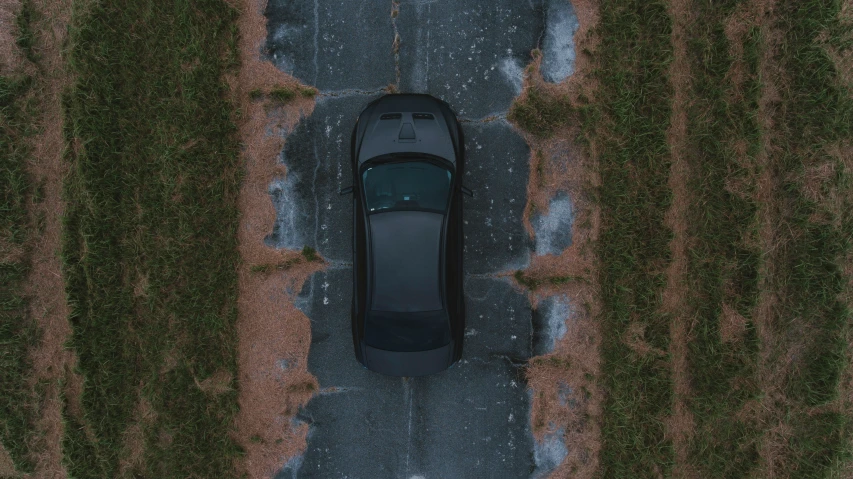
340,94,471,377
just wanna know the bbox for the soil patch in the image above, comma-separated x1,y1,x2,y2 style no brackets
232,0,323,477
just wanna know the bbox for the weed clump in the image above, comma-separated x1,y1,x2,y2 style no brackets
513,270,575,290
267,84,318,103
301,246,320,262
508,85,574,139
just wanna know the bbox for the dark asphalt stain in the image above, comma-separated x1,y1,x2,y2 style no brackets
264,1,579,477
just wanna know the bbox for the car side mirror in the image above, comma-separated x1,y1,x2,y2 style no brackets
339,186,353,196
461,185,473,198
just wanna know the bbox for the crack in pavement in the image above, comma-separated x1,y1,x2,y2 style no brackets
391,1,402,88
317,88,388,98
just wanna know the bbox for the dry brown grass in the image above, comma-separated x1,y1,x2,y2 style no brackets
9,0,78,476
527,313,601,479
0,0,23,75
196,369,234,396
0,441,15,478
663,0,697,475
232,0,323,477
719,303,749,344
117,395,155,478
746,1,799,476
516,1,603,476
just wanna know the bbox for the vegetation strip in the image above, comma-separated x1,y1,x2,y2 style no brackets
62,0,243,476
662,0,694,473
0,8,39,472
679,1,763,476
758,2,853,475
589,0,675,475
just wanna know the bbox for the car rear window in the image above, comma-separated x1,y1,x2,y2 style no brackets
364,310,451,352
362,161,452,213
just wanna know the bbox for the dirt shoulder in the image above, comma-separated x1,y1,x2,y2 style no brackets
24,0,74,476
232,1,323,477
510,0,603,477
0,0,74,476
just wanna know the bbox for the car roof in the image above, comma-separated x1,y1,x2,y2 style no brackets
369,210,444,312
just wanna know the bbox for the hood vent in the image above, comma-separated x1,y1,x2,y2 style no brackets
399,123,416,140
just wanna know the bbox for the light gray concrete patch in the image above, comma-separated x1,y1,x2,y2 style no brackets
533,191,574,256
541,0,580,84
396,0,545,117
531,428,569,478
268,171,305,251
500,57,525,95
557,382,574,408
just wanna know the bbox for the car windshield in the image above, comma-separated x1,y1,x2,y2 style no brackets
362,160,452,213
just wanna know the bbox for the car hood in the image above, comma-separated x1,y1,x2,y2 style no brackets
356,95,457,165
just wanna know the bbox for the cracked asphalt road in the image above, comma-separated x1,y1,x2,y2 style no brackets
264,1,575,477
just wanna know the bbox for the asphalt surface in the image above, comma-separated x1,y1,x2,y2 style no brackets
265,1,579,477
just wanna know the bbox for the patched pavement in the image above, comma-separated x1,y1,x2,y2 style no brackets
266,1,579,477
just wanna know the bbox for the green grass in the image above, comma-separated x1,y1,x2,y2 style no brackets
508,81,574,139
0,4,41,471
587,1,675,476
15,0,38,63
301,245,320,262
511,0,853,476
513,270,579,290
769,1,853,474
680,2,763,476
62,0,243,476
512,2,675,475
0,70,39,475
268,84,318,103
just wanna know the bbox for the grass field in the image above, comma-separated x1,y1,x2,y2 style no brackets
0,8,40,472
60,0,244,476
680,2,763,475
1,0,851,476
591,2,676,475
511,0,853,476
